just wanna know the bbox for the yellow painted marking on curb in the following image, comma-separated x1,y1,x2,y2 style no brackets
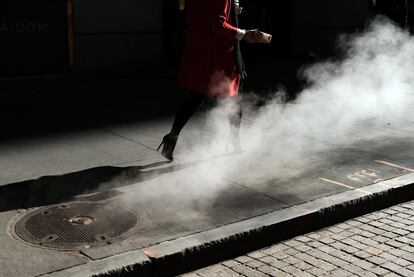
319,178,371,195
319,178,355,189
375,160,414,172
144,249,159,258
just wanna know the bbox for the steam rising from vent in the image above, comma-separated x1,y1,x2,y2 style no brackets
119,18,413,210
184,19,412,160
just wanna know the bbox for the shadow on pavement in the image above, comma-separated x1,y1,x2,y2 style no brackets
0,152,240,213
0,161,179,212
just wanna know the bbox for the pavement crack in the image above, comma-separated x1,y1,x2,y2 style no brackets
100,127,158,152
79,250,95,260
224,177,291,205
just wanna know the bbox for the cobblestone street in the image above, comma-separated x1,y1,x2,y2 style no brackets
182,200,414,277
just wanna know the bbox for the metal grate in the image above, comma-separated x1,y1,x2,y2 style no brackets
14,202,142,250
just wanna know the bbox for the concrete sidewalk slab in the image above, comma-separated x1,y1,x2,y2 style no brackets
46,173,414,277
103,119,173,151
0,129,160,186
0,210,88,277
0,101,413,276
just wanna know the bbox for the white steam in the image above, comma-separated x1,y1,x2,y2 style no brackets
120,19,413,213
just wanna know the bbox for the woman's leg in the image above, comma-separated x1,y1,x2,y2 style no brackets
159,91,206,161
170,91,206,136
228,82,243,150
228,95,243,143
228,95,243,130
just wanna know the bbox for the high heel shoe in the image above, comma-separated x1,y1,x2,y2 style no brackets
228,134,246,154
227,140,246,154
157,133,178,161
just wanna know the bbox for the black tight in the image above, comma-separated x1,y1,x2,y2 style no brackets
170,88,243,137
170,91,206,136
227,94,243,135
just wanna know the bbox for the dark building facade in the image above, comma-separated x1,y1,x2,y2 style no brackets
1,0,410,78
1,0,164,78
0,0,71,77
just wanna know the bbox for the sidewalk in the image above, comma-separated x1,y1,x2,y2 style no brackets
0,90,413,276
183,199,414,277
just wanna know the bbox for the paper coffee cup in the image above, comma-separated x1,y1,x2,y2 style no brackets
257,31,272,43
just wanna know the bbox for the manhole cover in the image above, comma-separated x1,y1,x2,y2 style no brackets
13,202,146,250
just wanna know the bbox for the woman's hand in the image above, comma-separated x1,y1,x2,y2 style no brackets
243,29,259,43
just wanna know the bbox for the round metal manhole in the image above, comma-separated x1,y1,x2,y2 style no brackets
13,202,148,250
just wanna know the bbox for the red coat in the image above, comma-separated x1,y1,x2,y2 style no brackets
177,0,240,97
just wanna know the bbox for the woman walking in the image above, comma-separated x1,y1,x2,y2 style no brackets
158,0,269,160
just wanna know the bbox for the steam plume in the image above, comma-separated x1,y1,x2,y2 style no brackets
121,18,413,212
